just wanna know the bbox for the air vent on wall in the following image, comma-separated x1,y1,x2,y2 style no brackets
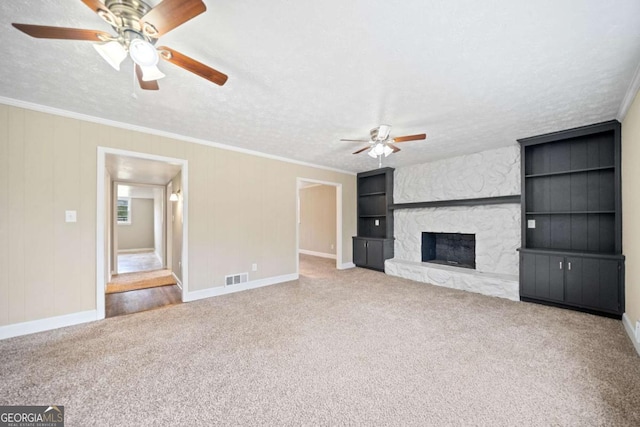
225,273,248,286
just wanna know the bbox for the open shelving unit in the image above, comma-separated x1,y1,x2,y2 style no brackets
353,167,394,271
518,120,624,317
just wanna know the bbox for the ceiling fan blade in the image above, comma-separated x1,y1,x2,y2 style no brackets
393,133,427,143
387,143,401,153
12,23,111,41
135,64,159,91
80,0,107,13
340,139,370,143
158,46,228,86
353,146,371,155
140,0,206,37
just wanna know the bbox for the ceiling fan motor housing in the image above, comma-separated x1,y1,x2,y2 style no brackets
102,0,155,41
371,124,391,141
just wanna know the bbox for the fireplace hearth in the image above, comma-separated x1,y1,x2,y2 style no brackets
421,232,476,269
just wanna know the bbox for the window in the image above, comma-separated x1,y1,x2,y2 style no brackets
117,198,131,224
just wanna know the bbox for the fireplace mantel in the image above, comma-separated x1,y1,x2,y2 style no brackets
390,195,520,210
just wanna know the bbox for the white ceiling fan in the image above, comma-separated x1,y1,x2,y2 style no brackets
341,125,427,167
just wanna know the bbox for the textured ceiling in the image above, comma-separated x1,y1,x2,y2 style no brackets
1,0,639,173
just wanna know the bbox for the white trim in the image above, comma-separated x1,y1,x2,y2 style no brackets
97,147,189,320
0,310,98,340
622,313,640,357
298,249,337,259
617,61,640,121
117,248,155,254
295,178,345,273
0,96,355,176
338,262,356,270
172,273,183,291
183,273,298,302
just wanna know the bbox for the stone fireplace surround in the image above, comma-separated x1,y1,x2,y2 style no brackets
384,146,521,301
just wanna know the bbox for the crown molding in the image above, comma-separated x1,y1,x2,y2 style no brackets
0,96,356,176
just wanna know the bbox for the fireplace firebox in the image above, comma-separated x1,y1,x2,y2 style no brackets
421,232,476,269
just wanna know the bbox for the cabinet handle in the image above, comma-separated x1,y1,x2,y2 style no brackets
567,262,571,271
559,261,563,270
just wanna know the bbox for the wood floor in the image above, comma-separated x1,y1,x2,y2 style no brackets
106,285,182,318
108,250,181,318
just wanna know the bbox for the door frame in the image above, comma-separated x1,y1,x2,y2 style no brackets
296,178,343,273
97,147,189,320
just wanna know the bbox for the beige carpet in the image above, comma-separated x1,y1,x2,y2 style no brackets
106,269,177,294
1,255,639,426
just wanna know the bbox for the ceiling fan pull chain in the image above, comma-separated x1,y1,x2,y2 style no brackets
131,65,138,99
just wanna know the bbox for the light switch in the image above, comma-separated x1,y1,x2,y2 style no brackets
65,210,77,223
527,219,536,229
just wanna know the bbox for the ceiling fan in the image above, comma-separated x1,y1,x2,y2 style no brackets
11,0,228,91
341,125,426,165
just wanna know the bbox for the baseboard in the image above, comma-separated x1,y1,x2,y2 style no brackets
298,249,336,259
118,248,154,254
622,313,640,357
172,272,183,290
0,310,98,340
338,262,356,270
183,273,299,302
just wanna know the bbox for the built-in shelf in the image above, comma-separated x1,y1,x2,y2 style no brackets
524,166,614,178
359,192,387,197
518,119,623,318
526,211,615,215
390,195,520,210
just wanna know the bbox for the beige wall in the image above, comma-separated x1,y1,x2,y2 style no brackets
299,185,336,255
117,198,155,250
622,91,640,331
0,104,356,326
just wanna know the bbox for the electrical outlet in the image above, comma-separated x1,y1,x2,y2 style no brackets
330,244,334,250
252,263,258,272
527,219,536,229
374,219,380,226
636,321,640,342
65,210,77,223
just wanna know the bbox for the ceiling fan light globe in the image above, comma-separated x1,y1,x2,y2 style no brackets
373,143,386,156
368,149,378,159
129,39,159,67
93,41,127,71
383,145,394,157
140,65,166,81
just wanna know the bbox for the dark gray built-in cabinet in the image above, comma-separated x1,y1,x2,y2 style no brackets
353,167,394,271
518,120,624,317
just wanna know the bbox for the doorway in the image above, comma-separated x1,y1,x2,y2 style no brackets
296,178,342,276
114,182,165,274
97,148,189,320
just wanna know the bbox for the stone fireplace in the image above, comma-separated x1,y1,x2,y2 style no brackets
384,145,521,301
422,232,476,269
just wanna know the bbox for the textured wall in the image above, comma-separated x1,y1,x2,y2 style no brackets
389,145,521,299
394,145,520,203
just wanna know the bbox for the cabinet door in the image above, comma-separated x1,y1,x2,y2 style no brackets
353,238,367,266
566,257,621,313
366,240,384,270
520,253,564,301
